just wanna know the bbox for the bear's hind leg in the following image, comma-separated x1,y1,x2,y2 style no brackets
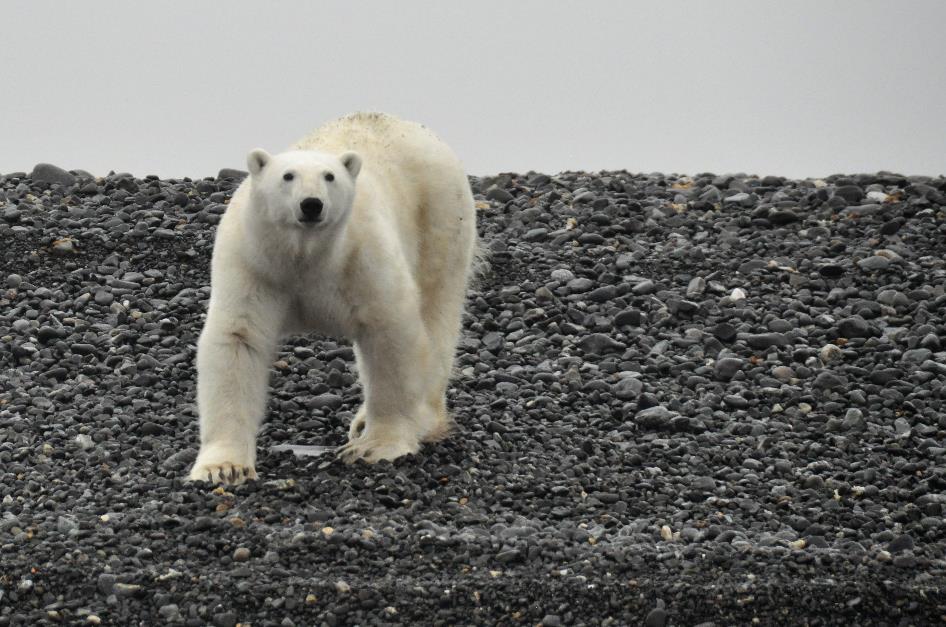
338,320,437,463
418,263,474,443
421,393,452,443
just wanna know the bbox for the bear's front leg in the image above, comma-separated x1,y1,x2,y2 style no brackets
338,318,437,464
189,312,279,484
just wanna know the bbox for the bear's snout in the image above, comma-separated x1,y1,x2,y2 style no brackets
299,197,324,222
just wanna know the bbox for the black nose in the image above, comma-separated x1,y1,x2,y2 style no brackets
300,197,323,221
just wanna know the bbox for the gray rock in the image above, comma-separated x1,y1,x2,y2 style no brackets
566,277,595,293
587,285,617,302
686,276,706,297
644,607,668,627
70,343,96,355
217,168,248,180
747,333,790,349
902,348,933,364
612,377,643,400
158,604,183,622
712,323,737,343
834,184,864,203
139,421,165,436
97,573,117,595
578,333,625,355
691,476,716,492
724,192,752,206
636,406,677,429
838,316,871,338
844,204,884,216
715,357,744,381
820,344,843,364
667,298,700,315
813,371,846,389
877,289,909,307
550,268,574,282
841,409,866,431
613,308,642,327
31,163,76,187
486,186,514,203
887,534,914,553
2,205,22,222
723,394,749,409
920,360,946,376
523,227,548,242
94,289,114,306
857,256,890,271
482,331,504,352
767,318,793,333
894,417,911,437
160,448,196,471
56,515,78,533
632,279,656,295
307,393,342,410
769,209,799,224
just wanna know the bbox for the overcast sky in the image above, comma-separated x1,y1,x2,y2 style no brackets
2,1,945,179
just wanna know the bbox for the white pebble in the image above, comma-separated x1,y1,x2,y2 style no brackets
820,344,843,364
550,268,574,282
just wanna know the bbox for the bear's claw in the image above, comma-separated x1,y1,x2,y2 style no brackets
336,436,417,464
188,461,257,485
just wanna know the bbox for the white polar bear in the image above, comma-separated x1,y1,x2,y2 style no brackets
188,112,477,484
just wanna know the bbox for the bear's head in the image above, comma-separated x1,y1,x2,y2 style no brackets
245,148,362,230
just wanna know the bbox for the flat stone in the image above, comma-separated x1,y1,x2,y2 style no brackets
747,333,790,349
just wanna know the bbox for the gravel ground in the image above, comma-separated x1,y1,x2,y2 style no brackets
1,164,946,626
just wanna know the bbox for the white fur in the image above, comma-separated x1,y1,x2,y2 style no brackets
189,112,477,484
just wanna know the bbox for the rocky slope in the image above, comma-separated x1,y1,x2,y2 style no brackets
1,164,945,625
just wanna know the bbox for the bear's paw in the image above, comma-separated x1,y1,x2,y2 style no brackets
188,446,257,485
337,430,418,464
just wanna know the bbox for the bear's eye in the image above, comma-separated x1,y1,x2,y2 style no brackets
324,172,335,182
283,172,294,182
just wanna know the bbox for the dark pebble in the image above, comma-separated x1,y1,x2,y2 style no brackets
747,333,790,349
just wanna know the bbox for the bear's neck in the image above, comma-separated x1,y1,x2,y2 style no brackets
245,218,352,288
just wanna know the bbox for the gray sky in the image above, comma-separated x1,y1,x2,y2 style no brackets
3,0,945,179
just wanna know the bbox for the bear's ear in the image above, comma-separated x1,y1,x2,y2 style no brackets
340,151,362,179
246,149,271,177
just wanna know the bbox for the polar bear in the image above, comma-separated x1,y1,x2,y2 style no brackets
188,112,477,484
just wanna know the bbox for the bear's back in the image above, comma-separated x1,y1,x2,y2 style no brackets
294,112,446,161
